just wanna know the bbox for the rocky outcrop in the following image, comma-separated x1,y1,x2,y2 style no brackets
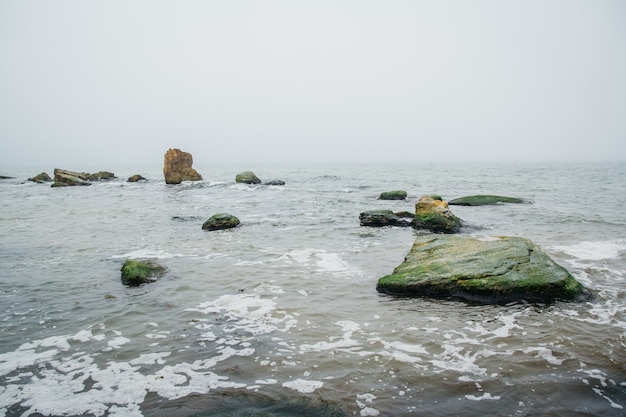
449,195,527,206
378,190,407,200
28,172,52,183
413,195,462,233
51,168,91,187
121,259,166,286
163,148,203,184
202,213,241,231
235,171,262,184
86,171,116,181
359,210,414,227
127,174,147,182
0,175,14,180
376,235,590,304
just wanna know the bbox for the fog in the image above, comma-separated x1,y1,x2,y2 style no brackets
1,0,625,169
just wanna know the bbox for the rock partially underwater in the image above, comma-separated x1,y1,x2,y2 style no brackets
120,259,166,286
359,210,414,227
448,195,527,206
235,171,262,184
413,195,462,233
376,235,589,304
163,148,203,184
202,213,241,231
378,190,408,200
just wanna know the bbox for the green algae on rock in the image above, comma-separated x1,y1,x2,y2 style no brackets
376,235,589,304
121,259,166,286
378,190,408,200
235,171,262,184
448,195,527,206
202,213,241,231
413,195,462,234
359,209,414,227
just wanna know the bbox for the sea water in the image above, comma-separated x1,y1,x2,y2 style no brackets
1,162,625,416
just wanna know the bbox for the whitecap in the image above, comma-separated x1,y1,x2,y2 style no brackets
554,241,626,261
282,378,323,393
465,392,501,401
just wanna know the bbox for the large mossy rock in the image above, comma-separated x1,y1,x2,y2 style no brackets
202,213,241,231
359,210,414,227
163,148,203,184
448,195,526,206
376,235,589,304
378,190,408,200
51,168,92,187
413,195,462,233
121,259,166,286
235,171,262,184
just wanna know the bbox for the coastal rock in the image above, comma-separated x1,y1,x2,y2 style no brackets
378,190,407,200
359,210,414,227
235,171,262,184
163,148,203,184
28,172,52,183
121,259,166,286
127,174,147,182
51,168,91,187
0,175,15,180
263,179,285,186
413,195,462,233
86,171,116,181
202,213,241,231
448,195,527,206
376,235,589,304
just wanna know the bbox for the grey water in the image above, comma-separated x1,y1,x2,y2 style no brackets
1,162,625,417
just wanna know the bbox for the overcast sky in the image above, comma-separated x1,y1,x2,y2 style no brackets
1,0,625,168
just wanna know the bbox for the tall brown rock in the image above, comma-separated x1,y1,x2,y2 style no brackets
163,148,203,184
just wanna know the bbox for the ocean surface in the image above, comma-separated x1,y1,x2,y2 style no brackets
1,162,625,417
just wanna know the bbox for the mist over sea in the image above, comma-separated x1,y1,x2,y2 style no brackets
1,162,625,416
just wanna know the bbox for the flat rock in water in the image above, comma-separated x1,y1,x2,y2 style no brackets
376,235,589,304
448,195,527,206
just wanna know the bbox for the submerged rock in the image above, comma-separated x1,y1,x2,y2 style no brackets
378,190,407,200
0,175,14,180
28,172,52,183
263,179,285,186
202,213,241,231
376,235,589,304
359,210,414,227
163,148,203,184
127,174,147,182
235,171,262,184
51,168,91,187
413,195,462,233
120,259,166,286
448,195,527,206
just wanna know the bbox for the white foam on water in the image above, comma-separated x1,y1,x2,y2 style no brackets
299,321,364,354
431,344,487,376
282,378,323,393
278,248,360,278
553,241,626,261
110,249,189,259
521,347,565,366
465,392,501,401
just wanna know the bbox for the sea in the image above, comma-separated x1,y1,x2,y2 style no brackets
1,162,625,417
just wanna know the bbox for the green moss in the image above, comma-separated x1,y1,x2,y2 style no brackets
121,259,165,286
448,195,526,206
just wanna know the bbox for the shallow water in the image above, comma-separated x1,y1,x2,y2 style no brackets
1,162,625,416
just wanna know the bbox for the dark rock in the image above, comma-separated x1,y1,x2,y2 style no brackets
202,213,241,231
121,259,166,286
263,179,285,186
235,171,262,184
163,148,203,184
376,235,590,304
86,171,116,181
0,175,14,180
378,190,407,200
359,210,414,227
51,168,91,187
413,195,462,233
448,195,527,206
28,172,52,183
127,174,147,182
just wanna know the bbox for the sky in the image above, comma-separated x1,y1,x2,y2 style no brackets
1,0,625,169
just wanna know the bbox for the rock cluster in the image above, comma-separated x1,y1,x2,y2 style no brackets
163,148,203,184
